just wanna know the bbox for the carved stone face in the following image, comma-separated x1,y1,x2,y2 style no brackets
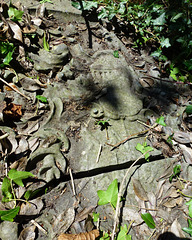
90,51,143,118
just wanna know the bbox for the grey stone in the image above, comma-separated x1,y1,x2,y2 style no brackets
30,43,69,72
0,221,18,240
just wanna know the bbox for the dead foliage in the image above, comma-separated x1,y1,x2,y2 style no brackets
58,229,100,240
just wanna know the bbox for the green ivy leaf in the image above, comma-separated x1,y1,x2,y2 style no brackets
160,37,171,48
141,213,156,229
169,164,181,183
1,177,13,202
100,232,110,240
117,224,132,240
113,50,119,58
135,142,153,160
156,116,166,126
92,212,100,222
98,8,108,19
183,219,192,236
0,207,20,222
153,12,166,26
186,199,192,219
97,179,118,209
185,105,192,115
8,169,34,187
8,7,23,22
36,95,48,103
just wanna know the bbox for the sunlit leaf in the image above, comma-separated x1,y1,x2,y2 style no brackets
97,179,118,209
36,95,48,103
1,177,13,202
8,7,23,22
156,116,166,126
8,169,34,187
0,207,20,222
141,213,156,229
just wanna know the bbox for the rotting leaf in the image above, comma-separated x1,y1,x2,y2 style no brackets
58,229,100,240
97,178,118,209
141,212,156,229
7,20,23,42
132,178,148,201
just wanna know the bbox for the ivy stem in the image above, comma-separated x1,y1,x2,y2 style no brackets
111,150,152,240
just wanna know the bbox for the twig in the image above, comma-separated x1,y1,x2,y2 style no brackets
111,150,152,240
96,144,102,163
31,219,47,235
0,77,31,100
147,229,156,240
109,123,157,150
69,167,76,196
0,133,9,139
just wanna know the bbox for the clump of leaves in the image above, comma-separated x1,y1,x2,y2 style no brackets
1,169,34,221
8,7,24,22
0,41,15,68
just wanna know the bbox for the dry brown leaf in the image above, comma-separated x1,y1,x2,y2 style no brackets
58,229,100,240
7,19,23,42
132,178,148,201
3,102,22,120
53,207,75,235
163,198,177,208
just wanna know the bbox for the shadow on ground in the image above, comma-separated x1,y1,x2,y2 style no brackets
157,232,190,240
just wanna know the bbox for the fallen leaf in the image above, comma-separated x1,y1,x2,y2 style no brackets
20,198,44,215
122,208,143,226
132,178,148,201
75,206,96,222
179,144,192,164
7,19,23,42
163,198,177,208
58,229,100,240
3,102,22,120
170,218,186,238
53,207,75,235
18,225,36,240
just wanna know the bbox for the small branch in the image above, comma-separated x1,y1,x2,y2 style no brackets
96,144,102,163
0,77,31,100
0,133,9,139
111,150,152,240
109,123,157,150
69,167,76,196
31,219,47,235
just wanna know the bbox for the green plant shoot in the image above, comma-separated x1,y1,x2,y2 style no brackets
97,179,118,209
169,164,181,183
0,207,20,222
156,116,166,126
92,212,100,222
8,7,23,22
135,142,153,161
36,95,48,103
